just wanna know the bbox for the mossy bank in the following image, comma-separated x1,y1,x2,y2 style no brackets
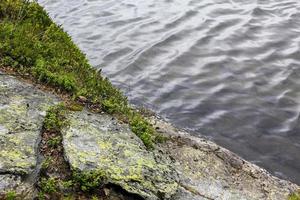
0,0,176,198
0,0,159,149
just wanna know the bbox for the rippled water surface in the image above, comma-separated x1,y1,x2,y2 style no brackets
38,0,300,183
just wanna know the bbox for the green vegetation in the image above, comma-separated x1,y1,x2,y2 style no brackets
0,0,162,148
41,157,52,170
47,136,62,147
44,103,67,132
39,178,58,194
5,191,16,200
38,104,69,199
39,104,107,198
289,191,300,200
66,102,84,111
72,170,106,192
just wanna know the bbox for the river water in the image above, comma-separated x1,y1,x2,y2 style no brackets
38,0,300,184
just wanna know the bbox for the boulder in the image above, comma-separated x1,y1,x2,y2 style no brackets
62,110,178,200
0,73,58,198
150,117,299,200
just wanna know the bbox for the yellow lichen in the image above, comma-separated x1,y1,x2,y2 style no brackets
97,141,112,149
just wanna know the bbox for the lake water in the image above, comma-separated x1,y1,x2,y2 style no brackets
38,0,300,184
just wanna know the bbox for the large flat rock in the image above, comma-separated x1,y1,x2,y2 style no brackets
151,117,299,200
62,110,178,200
0,73,58,196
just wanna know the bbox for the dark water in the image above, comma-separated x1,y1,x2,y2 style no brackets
38,0,300,184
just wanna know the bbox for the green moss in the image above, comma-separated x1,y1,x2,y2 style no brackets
47,136,62,148
44,103,67,131
154,134,169,143
72,170,106,192
66,102,84,112
5,191,17,200
91,196,99,200
37,192,45,200
289,191,300,200
60,180,74,189
62,195,75,200
39,178,58,194
0,0,162,148
130,114,154,149
41,157,52,170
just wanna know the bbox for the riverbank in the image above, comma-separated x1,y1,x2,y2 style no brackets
0,0,299,199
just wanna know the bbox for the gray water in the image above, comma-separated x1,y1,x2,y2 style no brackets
38,0,300,184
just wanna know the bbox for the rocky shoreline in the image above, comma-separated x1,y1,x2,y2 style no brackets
149,117,299,199
1,1,299,198
0,71,298,199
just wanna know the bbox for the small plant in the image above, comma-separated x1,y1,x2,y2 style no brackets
66,102,84,111
91,196,99,200
130,114,155,149
5,191,16,200
41,157,52,170
155,134,168,143
72,170,106,192
39,178,58,194
37,192,45,200
60,180,74,189
289,191,300,200
62,195,75,200
44,103,67,131
47,136,62,148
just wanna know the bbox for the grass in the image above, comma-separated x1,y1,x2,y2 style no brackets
38,104,71,199
0,0,161,148
39,178,58,194
72,170,106,192
5,191,17,200
289,191,300,200
43,103,67,132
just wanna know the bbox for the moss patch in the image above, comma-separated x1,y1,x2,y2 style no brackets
72,170,106,192
0,0,165,148
38,104,72,199
289,191,300,200
4,191,17,200
43,103,67,132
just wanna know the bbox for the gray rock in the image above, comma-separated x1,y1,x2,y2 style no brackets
0,73,58,197
149,117,299,200
0,174,34,197
62,110,178,200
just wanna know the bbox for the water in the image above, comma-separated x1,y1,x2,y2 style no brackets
38,0,300,184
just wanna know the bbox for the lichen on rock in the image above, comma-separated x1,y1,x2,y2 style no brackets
0,74,58,197
62,110,179,200
149,117,300,200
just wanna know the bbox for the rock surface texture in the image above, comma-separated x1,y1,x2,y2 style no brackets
62,110,179,200
0,72,299,199
150,117,300,200
0,73,58,197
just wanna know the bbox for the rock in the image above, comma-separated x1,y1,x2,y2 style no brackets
0,74,58,197
151,117,299,200
0,174,34,197
77,95,87,103
62,110,178,200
